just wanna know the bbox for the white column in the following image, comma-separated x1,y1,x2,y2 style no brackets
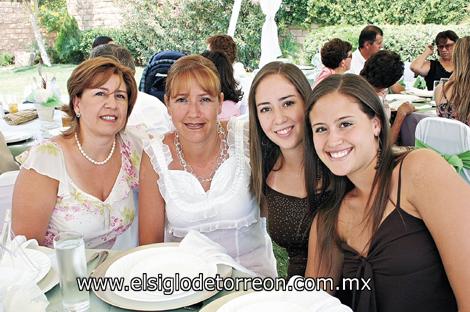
227,0,243,37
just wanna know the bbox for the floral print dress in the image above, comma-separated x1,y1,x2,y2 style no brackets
21,129,143,249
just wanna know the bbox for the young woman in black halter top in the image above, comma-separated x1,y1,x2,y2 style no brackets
304,74,470,311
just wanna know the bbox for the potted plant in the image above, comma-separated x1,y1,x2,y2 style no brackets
25,66,61,122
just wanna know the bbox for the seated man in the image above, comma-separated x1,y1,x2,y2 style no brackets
0,131,19,174
90,44,173,134
360,50,415,145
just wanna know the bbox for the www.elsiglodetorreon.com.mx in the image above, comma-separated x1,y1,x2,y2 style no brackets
77,274,371,294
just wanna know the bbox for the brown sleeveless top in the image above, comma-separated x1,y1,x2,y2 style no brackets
339,159,457,311
265,185,311,278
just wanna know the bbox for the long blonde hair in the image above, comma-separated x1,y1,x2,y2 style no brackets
448,36,470,125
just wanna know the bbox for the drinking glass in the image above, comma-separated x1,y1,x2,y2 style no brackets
53,231,89,312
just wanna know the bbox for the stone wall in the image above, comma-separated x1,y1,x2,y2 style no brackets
0,1,35,53
67,0,123,30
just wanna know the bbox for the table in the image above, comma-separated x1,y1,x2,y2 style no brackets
1,108,63,157
45,249,244,312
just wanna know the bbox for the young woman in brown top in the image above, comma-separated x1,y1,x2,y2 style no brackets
304,74,470,311
249,62,322,278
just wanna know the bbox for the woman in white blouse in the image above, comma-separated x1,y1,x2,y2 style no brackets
139,55,277,277
12,57,143,249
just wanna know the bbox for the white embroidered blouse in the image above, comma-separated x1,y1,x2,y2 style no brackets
144,117,278,277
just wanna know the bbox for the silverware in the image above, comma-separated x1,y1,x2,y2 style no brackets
87,250,109,276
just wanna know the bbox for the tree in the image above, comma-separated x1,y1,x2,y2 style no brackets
24,0,51,66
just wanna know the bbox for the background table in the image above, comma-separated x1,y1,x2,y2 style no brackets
1,108,63,157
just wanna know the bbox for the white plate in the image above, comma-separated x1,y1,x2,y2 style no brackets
406,88,434,98
0,248,51,284
216,290,352,312
386,94,422,103
106,246,217,302
4,132,33,144
34,246,59,293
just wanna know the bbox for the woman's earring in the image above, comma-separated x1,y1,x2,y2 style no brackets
76,112,81,118
375,136,382,170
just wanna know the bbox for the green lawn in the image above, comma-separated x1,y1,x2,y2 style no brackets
0,64,144,101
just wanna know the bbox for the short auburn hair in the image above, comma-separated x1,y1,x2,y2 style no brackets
206,34,237,64
64,56,137,136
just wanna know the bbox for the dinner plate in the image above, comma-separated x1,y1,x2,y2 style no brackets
0,248,51,284
386,94,422,103
4,132,33,144
405,88,434,98
200,290,252,312
215,290,352,312
92,243,232,311
106,246,218,302
35,246,60,293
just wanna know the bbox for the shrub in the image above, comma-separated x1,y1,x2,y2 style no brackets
303,24,470,64
306,0,469,26
55,15,83,64
0,52,14,66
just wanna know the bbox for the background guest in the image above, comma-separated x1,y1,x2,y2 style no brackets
139,55,277,277
360,50,415,144
411,30,458,91
0,131,19,174
434,36,470,126
12,57,143,248
92,35,113,49
202,50,243,121
314,38,352,87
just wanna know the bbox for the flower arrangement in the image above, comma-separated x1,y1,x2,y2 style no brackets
25,65,61,108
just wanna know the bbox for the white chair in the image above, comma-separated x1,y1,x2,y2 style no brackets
415,117,470,184
0,170,19,230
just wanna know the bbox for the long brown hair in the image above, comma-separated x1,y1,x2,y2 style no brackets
305,74,397,274
447,36,470,125
249,61,312,209
64,56,137,136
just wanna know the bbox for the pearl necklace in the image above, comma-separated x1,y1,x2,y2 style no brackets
174,122,228,183
74,132,116,165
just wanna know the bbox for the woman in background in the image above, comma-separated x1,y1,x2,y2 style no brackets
139,55,277,277
202,50,243,121
411,30,458,91
304,74,470,311
313,38,352,87
435,36,470,126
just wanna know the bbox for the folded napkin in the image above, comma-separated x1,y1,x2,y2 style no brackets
0,237,48,312
179,230,257,277
3,109,38,125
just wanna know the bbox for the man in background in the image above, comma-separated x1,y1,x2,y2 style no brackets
92,36,113,49
349,25,384,74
